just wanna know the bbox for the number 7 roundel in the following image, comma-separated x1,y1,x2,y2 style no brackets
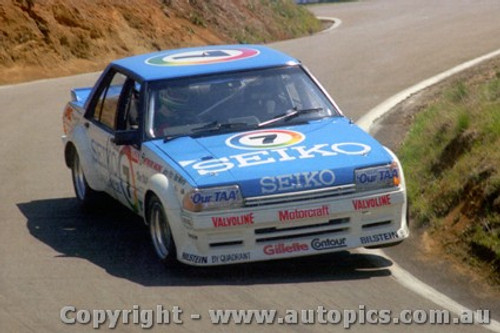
225,129,305,150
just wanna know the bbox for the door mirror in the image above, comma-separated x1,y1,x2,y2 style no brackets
112,130,139,146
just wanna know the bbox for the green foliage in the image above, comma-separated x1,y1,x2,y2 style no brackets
399,71,500,275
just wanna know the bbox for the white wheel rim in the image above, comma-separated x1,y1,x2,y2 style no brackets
73,154,87,200
150,202,171,259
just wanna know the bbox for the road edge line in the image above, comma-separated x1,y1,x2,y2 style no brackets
357,48,500,133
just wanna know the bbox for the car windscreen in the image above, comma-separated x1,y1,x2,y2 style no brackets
146,66,340,139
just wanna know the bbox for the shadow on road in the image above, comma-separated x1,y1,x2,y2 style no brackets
18,197,393,287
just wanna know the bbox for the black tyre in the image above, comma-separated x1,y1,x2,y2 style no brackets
148,195,177,264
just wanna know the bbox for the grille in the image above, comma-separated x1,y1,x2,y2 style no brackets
362,220,392,229
255,217,350,243
244,184,356,207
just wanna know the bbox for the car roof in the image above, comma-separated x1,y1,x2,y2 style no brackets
111,44,300,82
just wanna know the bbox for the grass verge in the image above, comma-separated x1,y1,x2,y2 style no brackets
398,63,500,284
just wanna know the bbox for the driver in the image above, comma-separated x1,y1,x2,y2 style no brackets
154,85,195,136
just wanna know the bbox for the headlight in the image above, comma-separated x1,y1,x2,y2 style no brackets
355,161,401,191
182,185,243,212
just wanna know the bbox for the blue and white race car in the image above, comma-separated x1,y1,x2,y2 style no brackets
62,45,409,266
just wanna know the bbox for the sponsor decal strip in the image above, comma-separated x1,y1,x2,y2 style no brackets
360,231,399,245
278,205,329,222
211,252,250,264
311,237,347,251
212,213,254,228
353,194,391,211
263,243,309,256
182,252,208,264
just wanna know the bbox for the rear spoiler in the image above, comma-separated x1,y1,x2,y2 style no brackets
70,87,92,106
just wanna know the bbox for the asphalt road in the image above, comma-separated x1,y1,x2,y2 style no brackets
1,1,499,332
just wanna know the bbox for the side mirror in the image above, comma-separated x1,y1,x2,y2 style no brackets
112,130,140,146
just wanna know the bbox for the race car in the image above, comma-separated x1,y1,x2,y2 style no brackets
62,44,409,266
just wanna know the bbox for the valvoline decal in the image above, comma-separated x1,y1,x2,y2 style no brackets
155,119,394,196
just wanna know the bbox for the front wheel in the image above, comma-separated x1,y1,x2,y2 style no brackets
71,151,98,208
148,195,177,264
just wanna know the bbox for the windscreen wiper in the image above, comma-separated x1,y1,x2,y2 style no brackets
163,134,190,143
192,121,255,133
257,107,324,127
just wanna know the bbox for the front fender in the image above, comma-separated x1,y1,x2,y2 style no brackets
384,146,409,232
146,173,182,212
145,173,189,258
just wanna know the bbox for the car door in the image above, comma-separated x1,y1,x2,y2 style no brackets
107,78,144,213
83,71,128,195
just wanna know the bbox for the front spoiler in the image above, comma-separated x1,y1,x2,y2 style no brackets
173,189,409,266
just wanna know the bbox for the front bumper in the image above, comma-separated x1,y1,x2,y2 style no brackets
175,188,409,266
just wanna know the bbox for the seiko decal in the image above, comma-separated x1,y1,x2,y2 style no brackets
311,237,347,251
279,205,329,222
360,231,399,245
352,194,391,211
180,142,371,176
212,213,254,228
146,48,259,66
261,170,335,194
263,242,309,256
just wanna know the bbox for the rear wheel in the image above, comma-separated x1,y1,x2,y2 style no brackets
71,151,98,208
148,195,177,264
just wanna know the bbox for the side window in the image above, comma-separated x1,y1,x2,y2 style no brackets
93,72,127,130
117,80,141,131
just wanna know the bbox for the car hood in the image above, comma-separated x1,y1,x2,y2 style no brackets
153,118,393,197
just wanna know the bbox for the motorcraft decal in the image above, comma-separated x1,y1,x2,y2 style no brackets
278,205,329,222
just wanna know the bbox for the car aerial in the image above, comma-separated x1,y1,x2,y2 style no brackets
62,44,409,266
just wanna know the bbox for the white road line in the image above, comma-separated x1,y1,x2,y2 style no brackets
357,49,500,332
357,48,500,133
359,248,500,332
317,17,342,33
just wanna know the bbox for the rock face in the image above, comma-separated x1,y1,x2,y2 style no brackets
0,0,321,84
